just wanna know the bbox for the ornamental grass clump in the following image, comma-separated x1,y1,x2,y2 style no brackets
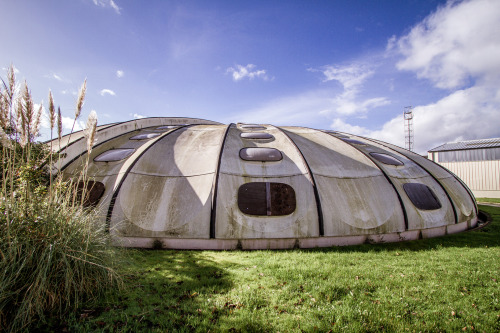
0,65,121,332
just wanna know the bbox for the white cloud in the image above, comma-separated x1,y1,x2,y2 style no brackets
116,70,124,78
132,113,145,119
384,0,500,152
226,89,332,125
312,63,390,116
395,0,500,89
226,64,271,81
331,0,500,154
330,118,371,136
100,89,116,96
330,84,500,154
92,0,121,14
45,73,64,82
318,63,374,89
41,109,84,133
61,116,85,132
228,62,390,128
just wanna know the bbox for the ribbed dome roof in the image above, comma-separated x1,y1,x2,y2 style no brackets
53,117,478,249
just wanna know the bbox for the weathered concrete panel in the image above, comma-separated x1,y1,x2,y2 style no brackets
129,125,226,177
280,127,382,178
113,173,213,238
315,175,405,236
439,177,475,223
109,125,226,239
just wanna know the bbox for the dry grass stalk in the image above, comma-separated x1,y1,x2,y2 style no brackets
0,126,11,147
7,64,16,99
0,93,7,131
16,93,27,148
65,79,87,152
48,90,55,130
76,79,86,119
84,110,98,155
32,103,42,138
22,82,33,136
57,106,62,141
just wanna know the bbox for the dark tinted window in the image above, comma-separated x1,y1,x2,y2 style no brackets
240,132,274,140
76,181,105,207
156,125,179,130
341,138,367,145
238,182,296,216
129,133,161,140
403,183,442,210
241,124,267,130
239,148,282,161
94,148,135,162
326,131,350,139
369,152,404,166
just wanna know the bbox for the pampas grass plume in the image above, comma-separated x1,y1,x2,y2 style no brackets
75,79,86,119
57,106,62,141
84,110,98,154
48,90,55,130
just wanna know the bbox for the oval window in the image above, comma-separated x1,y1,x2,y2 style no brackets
403,183,442,210
369,152,404,166
129,133,161,140
341,138,367,145
238,182,296,216
240,124,267,130
239,148,282,161
156,125,179,130
240,132,274,140
76,180,105,207
326,131,350,139
94,148,135,162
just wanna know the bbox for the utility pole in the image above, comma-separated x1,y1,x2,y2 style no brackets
404,106,414,152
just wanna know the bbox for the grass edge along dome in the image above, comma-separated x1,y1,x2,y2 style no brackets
52,117,478,250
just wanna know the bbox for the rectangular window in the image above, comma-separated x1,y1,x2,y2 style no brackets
238,182,296,216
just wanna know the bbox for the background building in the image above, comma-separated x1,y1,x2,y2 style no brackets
428,138,500,199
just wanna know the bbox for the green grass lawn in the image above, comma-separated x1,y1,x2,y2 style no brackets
476,198,500,204
42,206,500,332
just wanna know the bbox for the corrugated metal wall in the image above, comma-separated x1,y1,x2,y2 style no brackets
429,154,500,198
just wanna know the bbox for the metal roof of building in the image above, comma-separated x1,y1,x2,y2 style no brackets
428,137,500,152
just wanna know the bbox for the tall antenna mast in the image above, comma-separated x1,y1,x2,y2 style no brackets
404,106,414,151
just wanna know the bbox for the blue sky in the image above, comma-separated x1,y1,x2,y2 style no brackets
1,0,499,153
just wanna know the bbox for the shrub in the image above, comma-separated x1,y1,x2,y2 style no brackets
0,65,121,332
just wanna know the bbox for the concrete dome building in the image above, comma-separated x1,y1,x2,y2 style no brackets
54,117,478,249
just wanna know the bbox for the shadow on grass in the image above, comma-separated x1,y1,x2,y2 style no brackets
39,250,268,332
